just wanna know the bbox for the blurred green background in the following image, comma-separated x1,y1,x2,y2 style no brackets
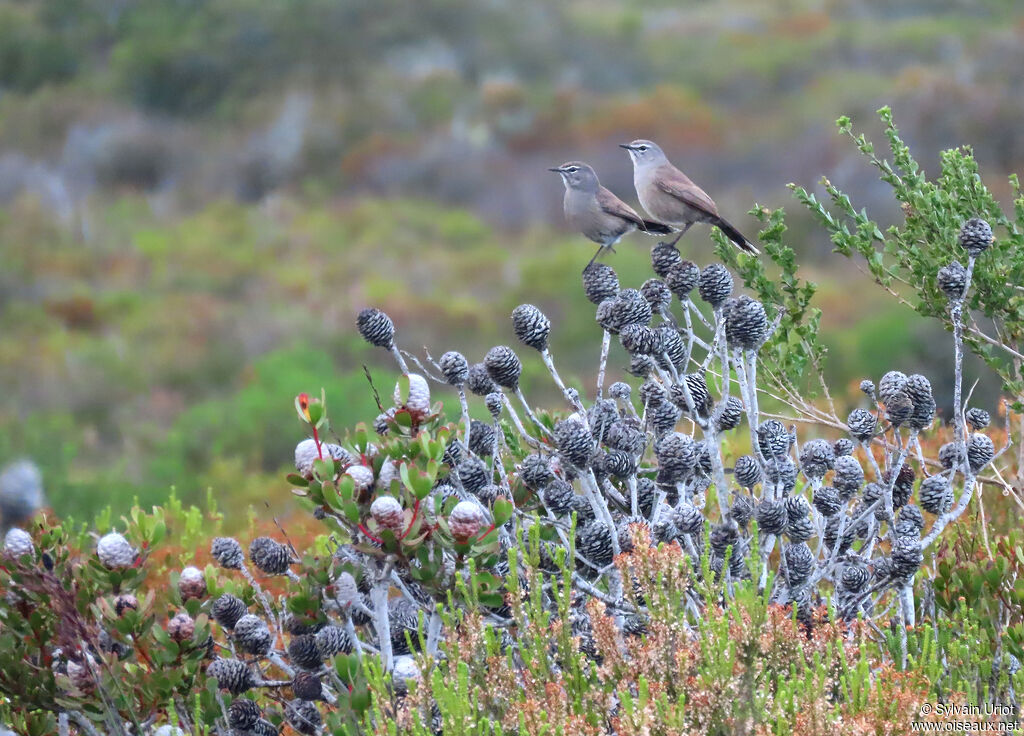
1,0,1021,520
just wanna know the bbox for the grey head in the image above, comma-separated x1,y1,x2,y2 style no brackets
619,139,669,171
548,161,600,193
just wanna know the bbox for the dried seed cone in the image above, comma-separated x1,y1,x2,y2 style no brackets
784,542,814,586
765,457,798,493
395,373,431,415
846,409,876,441
786,514,815,543
439,351,469,386
167,612,194,643
757,420,790,460
619,324,660,356
670,503,704,535
97,532,135,569
878,371,908,405
904,374,935,430
640,278,672,311
895,504,925,537
885,465,916,509
604,421,644,456
554,419,594,469
228,699,262,730
457,456,489,494
891,535,923,579
174,567,205,602
285,699,322,736
233,615,272,656
114,593,139,617
799,439,835,480
449,500,485,541
578,522,615,567
965,407,990,430
292,671,324,701
248,537,292,575
370,496,406,533
511,304,551,351
468,419,496,457
519,454,554,490
485,392,504,419
812,486,843,516
730,492,754,528
833,455,865,498
609,382,631,400
937,261,967,300
294,438,323,476
211,537,244,569
967,433,995,472
884,392,913,427
938,442,963,470
669,373,713,417
389,598,422,654
596,290,652,334
345,464,375,494
212,594,247,629
207,659,254,695
725,295,768,349
959,217,993,257
919,475,953,515
756,499,788,536
3,528,33,558
315,625,353,657
542,479,576,515
733,455,762,488
665,260,700,297
697,263,733,308
484,345,522,390
655,327,686,371
651,242,682,277
288,634,323,670
840,561,870,592
654,432,696,483
356,308,395,348
833,438,855,456
466,363,497,396
582,263,620,304
715,396,744,432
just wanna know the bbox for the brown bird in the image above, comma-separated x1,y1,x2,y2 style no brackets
549,161,673,267
620,140,758,254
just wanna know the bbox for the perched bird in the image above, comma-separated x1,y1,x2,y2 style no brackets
550,161,672,267
620,140,758,254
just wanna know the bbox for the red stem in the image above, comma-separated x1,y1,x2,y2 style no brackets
357,524,384,544
311,426,323,460
476,524,497,543
397,499,422,541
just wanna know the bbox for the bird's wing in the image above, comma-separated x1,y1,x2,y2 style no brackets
654,165,719,217
596,187,647,229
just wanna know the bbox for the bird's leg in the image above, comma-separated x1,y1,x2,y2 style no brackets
665,223,692,247
586,245,604,269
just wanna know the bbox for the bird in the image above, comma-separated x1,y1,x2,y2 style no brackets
549,161,673,267
620,140,759,254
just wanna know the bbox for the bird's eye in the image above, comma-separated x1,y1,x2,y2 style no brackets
567,166,578,173
638,145,648,151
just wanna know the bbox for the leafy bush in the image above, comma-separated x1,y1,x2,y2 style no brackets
2,197,1021,733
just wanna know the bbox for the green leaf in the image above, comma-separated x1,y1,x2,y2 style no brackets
491,498,514,529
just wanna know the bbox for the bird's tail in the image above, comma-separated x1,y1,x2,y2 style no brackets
640,219,674,236
713,216,760,255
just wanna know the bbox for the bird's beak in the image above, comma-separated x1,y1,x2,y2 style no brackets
548,166,565,173
618,143,634,150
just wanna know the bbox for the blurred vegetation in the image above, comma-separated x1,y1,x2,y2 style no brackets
0,0,1021,519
